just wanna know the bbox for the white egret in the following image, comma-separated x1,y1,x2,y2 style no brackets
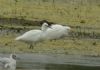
43,23,71,40
51,24,71,36
0,54,16,70
15,20,71,49
15,23,49,49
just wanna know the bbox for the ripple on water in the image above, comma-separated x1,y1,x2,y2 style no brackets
0,54,100,70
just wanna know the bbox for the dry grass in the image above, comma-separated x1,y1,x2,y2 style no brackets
0,33,100,56
0,0,100,27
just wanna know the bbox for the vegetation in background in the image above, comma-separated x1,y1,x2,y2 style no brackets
0,0,100,26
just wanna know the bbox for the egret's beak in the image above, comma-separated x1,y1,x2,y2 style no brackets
15,56,21,60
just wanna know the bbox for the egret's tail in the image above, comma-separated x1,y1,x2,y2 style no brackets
65,26,71,30
15,36,22,41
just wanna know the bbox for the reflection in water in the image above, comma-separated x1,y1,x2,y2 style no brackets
45,64,100,70
0,54,100,70
17,62,100,70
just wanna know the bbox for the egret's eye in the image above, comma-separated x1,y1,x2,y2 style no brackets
12,55,16,58
14,55,16,57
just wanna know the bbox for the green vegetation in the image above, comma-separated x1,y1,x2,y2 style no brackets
0,0,100,56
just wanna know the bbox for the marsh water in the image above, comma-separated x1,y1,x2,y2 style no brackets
0,54,100,70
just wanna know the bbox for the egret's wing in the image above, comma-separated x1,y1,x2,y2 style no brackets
0,57,10,64
23,30,41,37
19,30,42,41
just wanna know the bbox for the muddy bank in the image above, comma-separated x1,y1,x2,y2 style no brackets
0,17,55,26
0,17,100,29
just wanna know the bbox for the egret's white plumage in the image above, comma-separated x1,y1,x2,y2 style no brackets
15,20,71,48
0,54,16,70
51,24,71,36
43,24,71,40
15,23,49,49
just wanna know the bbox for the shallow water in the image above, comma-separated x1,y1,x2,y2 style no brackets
0,54,100,70
17,63,100,70
15,54,100,70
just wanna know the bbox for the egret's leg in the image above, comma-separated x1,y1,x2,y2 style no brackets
4,64,9,68
31,44,34,49
29,44,34,49
29,44,33,49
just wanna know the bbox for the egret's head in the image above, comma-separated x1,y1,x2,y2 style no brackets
10,54,16,59
41,22,49,31
12,54,21,60
12,54,16,59
40,20,54,26
42,22,49,28
43,22,49,27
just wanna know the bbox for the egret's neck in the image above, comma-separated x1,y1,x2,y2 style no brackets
41,26,48,31
10,54,13,59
